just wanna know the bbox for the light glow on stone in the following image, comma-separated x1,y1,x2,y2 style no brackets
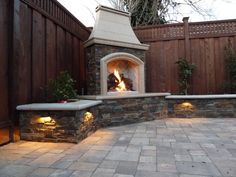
84,112,94,123
181,102,193,109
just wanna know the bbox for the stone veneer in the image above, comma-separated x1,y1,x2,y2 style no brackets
19,109,99,143
99,97,168,126
167,95,236,118
17,101,102,143
17,94,169,143
17,94,236,143
86,44,146,95
80,94,169,127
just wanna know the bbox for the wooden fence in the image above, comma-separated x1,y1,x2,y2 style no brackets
0,0,12,145
0,0,90,144
134,18,236,94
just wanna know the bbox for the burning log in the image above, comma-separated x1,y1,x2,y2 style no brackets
107,73,119,91
120,74,133,91
107,72,133,92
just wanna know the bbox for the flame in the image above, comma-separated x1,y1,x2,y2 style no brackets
113,69,127,92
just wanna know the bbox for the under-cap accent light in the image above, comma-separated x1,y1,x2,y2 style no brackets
84,112,94,123
181,102,193,108
39,116,52,122
37,116,56,125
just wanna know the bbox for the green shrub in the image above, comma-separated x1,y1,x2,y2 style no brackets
224,40,236,93
176,58,195,95
45,71,77,102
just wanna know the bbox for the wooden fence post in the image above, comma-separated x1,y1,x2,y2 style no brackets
183,17,190,60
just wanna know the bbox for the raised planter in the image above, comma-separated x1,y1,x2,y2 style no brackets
166,94,236,118
17,100,102,143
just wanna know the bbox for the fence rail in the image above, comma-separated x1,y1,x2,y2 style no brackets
135,19,236,41
189,20,236,38
134,23,184,41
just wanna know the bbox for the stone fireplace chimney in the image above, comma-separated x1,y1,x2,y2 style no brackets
84,5,149,95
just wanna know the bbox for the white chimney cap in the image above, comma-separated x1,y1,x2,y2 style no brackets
84,5,149,50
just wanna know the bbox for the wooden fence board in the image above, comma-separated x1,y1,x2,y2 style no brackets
219,37,230,92
156,41,166,92
190,39,201,94
205,38,216,94
32,10,46,102
72,37,80,91
199,39,207,94
178,40,185,59
46,19,57,82
17,2,32,103
170,40,179,94
56,26,66,72
144,42,152,91
164,41,172,92
150,42,162,92
0,0,10,122
214,38,223,93
65,32,73,74
79,40,86,94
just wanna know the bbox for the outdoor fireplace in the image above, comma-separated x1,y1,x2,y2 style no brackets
100,52,145,95
17,5,170,144
84,5,149,95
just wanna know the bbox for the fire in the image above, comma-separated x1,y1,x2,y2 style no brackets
113,69,127,92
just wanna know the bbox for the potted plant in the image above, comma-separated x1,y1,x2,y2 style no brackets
176,58,195,95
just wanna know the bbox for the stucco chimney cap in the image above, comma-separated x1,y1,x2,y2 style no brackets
84,5,149,50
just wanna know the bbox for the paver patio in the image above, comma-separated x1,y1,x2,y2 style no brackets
0,118,236,177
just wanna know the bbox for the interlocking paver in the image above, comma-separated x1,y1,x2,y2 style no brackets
28,167,55,177
68,162,99,172
79,149,109,163
70,170,93,177
139,155,156,163
179,174,211,177
135,171,178,177
115,161,138,175
1,118,236,177
50,159,73,169
214,160,236,177
30,153,64,167
130,138,149,145
0,164,36,177
174,154,192,161
157,162,177,173
114,174,134,177
48,169,74,177
176,161,221,176
91,168,115,177
99,160,119,169
106,150,140,161
191,155,211,163
137,162,156,171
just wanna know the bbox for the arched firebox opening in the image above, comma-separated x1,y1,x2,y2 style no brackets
100,52,145,95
